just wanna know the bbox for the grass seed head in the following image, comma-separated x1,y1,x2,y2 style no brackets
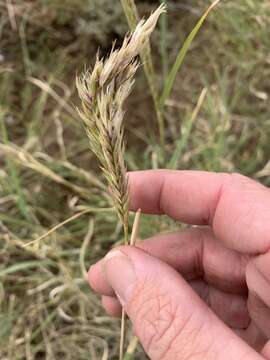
76,4,165,230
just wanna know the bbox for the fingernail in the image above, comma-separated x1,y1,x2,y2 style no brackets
104,250,136,305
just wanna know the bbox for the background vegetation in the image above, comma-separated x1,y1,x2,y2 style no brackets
0,0,269,358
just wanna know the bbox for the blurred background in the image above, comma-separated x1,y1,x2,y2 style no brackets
0,0,270,358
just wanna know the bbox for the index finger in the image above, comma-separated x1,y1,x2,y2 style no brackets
128,170,270,254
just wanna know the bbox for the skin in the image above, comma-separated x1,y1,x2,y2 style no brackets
88,170,270,359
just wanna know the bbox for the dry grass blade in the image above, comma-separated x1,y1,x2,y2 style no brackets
28,77,77,118
76,4,165,244
22,209,91,248
0,143,97,198
130,208,141,246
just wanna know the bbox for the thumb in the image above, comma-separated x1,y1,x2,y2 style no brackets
104,247,261,360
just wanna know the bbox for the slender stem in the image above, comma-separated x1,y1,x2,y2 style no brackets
123,220,129,245
119,209,141,360
120,0,165,147
120,310,126,360
120,219,129,360
130,209,141,246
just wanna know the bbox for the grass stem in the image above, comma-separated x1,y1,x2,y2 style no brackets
120,209,141,360
120,0,165,146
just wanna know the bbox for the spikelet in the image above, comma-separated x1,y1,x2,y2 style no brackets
76,5,165,241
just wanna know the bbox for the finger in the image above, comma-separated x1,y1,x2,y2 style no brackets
129,170,270,254
103,246,261,360
88,227,247,297
246,252,270,338
100,281,249,330
190,279,249,329
137,227,247,294
90,267,249,329
88,260,115,296
101,295,122,317
90,258,250,328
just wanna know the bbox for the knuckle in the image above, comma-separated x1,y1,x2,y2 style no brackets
223,172,259,196
218,173,270,252
224,172,253,187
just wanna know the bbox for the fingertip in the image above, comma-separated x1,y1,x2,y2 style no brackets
101,295,122,317
87,262,99,291
128,170,164,213
87,260,115,296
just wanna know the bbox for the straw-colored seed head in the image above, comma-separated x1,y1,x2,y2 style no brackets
76,4,165,229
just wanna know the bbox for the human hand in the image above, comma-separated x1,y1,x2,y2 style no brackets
88,170,270,359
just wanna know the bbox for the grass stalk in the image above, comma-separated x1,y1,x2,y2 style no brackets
120,0,166,146
121,209,141,360
120,310,126,360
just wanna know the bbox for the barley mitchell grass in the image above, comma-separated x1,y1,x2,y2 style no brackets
76,4,165,244
76,5,165,359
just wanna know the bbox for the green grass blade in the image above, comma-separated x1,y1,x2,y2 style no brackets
0,314,13,345
120,0,138,29
160,0,220,109
0,112,31,220
169,88,207,169
123,336,138,360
